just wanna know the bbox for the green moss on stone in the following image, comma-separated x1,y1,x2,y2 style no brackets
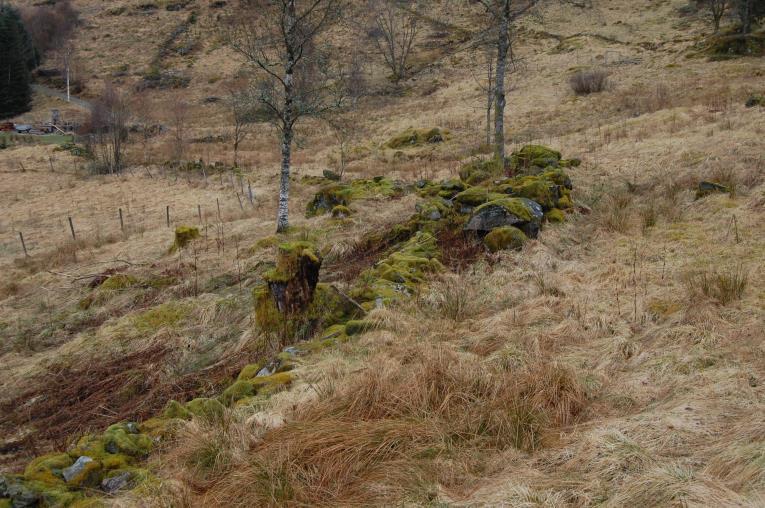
509,145,562,170
385,127,446,149
453,187,506,207
484,226,527,252
474,198,534,222
185,398,226,420
331,205,352,218
64,458,102,488
345,320,374,336
102,423,152,457
163,400,192,420
459,158,503,185
237,363,264,381
23,453,73,485
545,208,565,223
221,380,255,406
100,274,139,291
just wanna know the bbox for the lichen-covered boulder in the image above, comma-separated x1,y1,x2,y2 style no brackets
484,226,527,252
464,197,543,238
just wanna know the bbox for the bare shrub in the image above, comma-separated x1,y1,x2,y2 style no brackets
569,69,609,95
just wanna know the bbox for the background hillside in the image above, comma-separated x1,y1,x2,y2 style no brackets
1,0,764,506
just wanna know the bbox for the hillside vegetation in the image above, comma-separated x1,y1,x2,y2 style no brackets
1,0,764,507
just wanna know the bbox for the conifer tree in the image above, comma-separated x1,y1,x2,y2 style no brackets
0,5,33,119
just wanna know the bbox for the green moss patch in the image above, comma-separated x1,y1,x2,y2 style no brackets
132,302,189,332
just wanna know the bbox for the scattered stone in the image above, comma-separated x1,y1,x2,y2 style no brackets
695,180,730,199
62,456,98,486
745,95,764,108
101,471,132,494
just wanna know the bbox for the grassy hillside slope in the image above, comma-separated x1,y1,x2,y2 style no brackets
0,0,764,506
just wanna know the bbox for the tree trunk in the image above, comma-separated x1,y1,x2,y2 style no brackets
276,126,292,232
276,0,297,233
493,1,510,163
486,52,494,146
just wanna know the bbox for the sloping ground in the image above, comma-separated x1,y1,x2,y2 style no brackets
0,0,764,505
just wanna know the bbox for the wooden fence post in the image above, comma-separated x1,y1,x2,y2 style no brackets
119,208,124,233
216,198,221,222
68,217,76,241
19,231,28,257
198,204,202,224
166,205,170,228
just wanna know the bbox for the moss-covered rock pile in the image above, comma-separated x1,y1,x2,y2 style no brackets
411,145,577,252
0,422,155,506
306,176,408,217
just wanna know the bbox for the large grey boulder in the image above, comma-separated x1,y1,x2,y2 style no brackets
464,197,544,238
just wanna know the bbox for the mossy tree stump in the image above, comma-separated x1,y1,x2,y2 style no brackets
255,242,340,340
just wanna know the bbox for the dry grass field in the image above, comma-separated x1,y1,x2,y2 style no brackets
1,0,764,506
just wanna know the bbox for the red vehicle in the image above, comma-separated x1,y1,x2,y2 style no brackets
0,122,14,132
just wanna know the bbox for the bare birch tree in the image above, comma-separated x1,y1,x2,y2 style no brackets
475,0,538,162
225,0,347,232
88,83,130,174
227,87,255,168
369,0,420,83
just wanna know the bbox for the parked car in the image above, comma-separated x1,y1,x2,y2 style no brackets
14,124,33,134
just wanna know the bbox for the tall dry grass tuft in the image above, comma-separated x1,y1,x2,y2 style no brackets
204,345,586,506
682,265,748,305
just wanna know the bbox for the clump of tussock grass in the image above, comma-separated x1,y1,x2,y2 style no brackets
609,463,749,507
200,345,586,506
594,191,633,233
682,265,747,305
423,273,480,321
